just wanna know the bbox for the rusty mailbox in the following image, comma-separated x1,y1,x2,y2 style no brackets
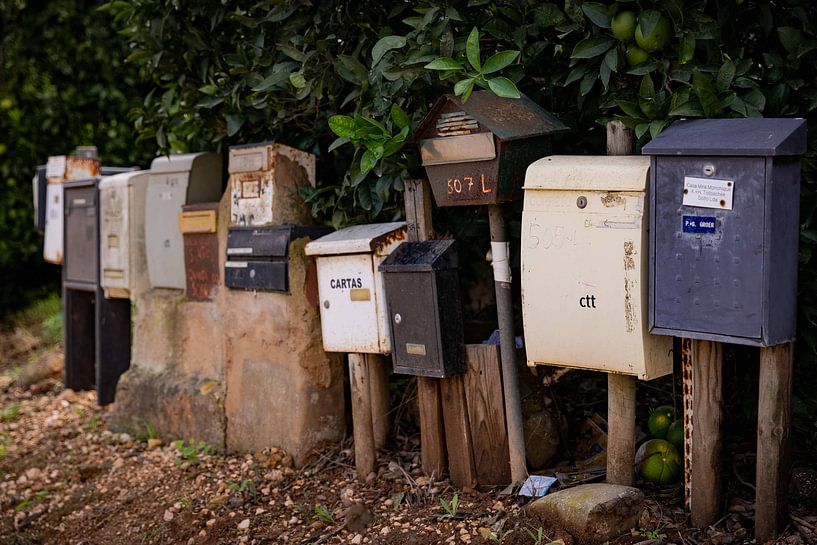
99,170,150,300
146,152,223,290
180,202,220,300
225,225,329,292
229,142,316,226
63,177,131,406
43,153,101,264
305,223,407,354
643,118,807,346
413,91,567,207
379,239,465,377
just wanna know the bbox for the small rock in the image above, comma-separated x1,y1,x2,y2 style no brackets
112,458,125,470
187,539,194,545
25,468,43,481
238,518,250,530
344,502,373,534
351,534,362,545
118,433,133,444
147,438,163,449
526,483,644,544
163,509,174,522
206,519,216,527
207,494,229,510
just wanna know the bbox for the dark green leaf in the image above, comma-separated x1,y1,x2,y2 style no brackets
390,103,410,129
252,71,291,91
533,4,565,27
424,57,464,71
482,51,519,74
600,61,611,90
225,114,245,137
603,48,618,72
277,43,306,62
289,72,307,89
679,35,695,64
777,27,802,53
580,72,596,96
466,27,481,71
360,150,377,175
638,10,661,39
639,75,655,100
456,78,476,102
372,35,407,65
581,2,611,29
635,122,650,139
571,37,614,59
328,137,349,152
565,65,591,85
616,100,643,118
716,60,736,92
486,77,521,98
692,69,722,116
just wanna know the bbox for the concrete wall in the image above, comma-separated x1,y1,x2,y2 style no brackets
114,189,345,466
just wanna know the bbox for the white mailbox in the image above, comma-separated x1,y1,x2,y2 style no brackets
145,152,223,290
229,142,316,226
99,171,150,299
43,155,100,264
521,156,672,380
305,222,407,354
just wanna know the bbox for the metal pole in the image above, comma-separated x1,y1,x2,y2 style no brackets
488,204,527,484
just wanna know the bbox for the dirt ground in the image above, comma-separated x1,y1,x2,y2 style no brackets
1,327,816,545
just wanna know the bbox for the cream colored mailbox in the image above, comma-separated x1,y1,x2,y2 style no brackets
521,156,672,379
99,171,150,299
304,222,407,354
229,142,316,226
145,152,223,290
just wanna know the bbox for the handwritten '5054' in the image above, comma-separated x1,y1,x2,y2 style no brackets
526,223,577,250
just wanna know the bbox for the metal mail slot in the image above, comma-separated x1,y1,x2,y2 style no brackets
420,132,496,166
64,180,100,289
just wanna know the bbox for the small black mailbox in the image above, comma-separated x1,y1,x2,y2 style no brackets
225,225,329,292
643,118,807,346
379,239,464,377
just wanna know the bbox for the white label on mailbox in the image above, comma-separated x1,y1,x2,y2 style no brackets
226,247,253,255
46,156,66,178
683,177,734,210
160,191,173,200
225,261,248,268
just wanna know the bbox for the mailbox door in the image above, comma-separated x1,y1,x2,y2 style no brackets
225,260,287,292
43,184,64,264
521,189,670,378
652,156,765,339
315,254,384,353
64,185,99,286
146,171,190,289
387,272,444,377
100,181,130,298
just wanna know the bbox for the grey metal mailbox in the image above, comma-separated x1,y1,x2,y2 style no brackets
643,118,807,346
379,239,465,377
63,177,131,406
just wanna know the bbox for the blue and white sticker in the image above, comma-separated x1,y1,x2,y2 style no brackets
682,215,717,234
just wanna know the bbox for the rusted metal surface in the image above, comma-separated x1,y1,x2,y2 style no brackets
414,92,566,208
65,156,100,180
681,337,694,511
182,203,220,300
229,142,316,227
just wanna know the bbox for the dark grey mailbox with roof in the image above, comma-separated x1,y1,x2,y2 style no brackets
379,239,465,377
643,118,807,346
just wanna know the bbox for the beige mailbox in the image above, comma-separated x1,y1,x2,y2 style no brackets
228,142,316,226
99,171,150,299
145,152,223,290
304,222,407,354
521,156,671,379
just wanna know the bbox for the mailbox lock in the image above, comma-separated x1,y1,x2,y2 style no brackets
576,196,588,209
249,269,256,279
703,164,716,177
394,313,402,324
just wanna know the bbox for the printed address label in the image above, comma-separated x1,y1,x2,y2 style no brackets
683,176,733,210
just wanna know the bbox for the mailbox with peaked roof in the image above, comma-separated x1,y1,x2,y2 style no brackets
413,90,567,207
643,118,807,346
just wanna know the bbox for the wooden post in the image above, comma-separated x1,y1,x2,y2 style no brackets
755,342,794,542
605,119,637,487
404,179,447,478
369,354,391,450
349,353,376,480
685,339,724,528
441,375,477,488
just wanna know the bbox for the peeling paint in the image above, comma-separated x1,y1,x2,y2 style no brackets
623,240,637,333
601,193,625,207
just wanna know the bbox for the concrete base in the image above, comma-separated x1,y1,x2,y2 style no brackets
113,190,345,466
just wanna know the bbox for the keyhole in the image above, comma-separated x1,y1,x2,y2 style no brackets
394,313,402,324
703,164,716,176
577,196,587,209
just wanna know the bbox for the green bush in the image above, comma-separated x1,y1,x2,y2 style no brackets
0,0,155,316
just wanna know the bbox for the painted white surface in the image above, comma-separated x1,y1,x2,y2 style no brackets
43,183,64,264
521,156,672,380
